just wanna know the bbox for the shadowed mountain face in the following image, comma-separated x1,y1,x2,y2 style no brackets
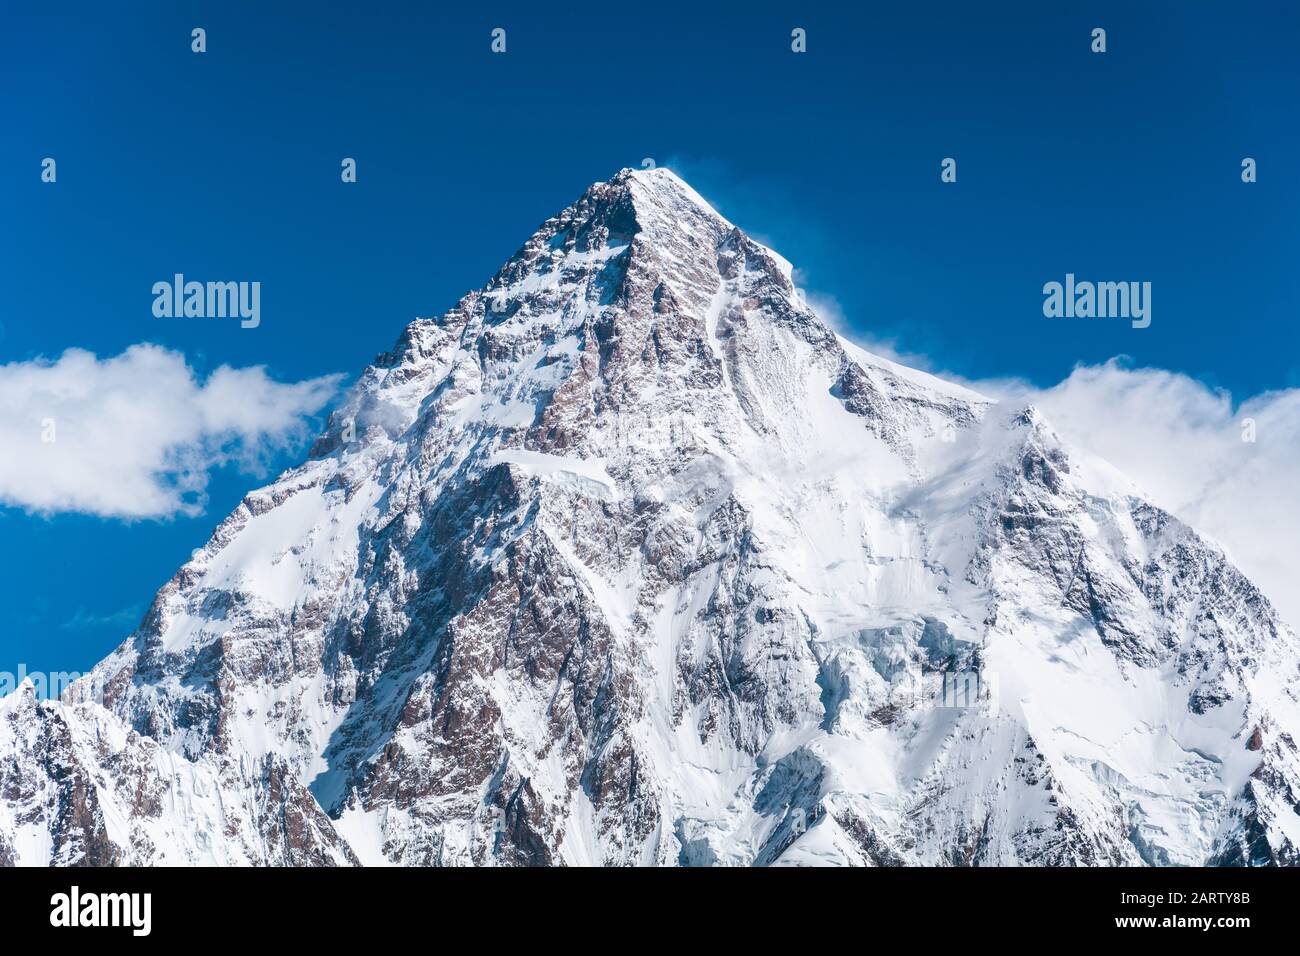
4,169,1298,866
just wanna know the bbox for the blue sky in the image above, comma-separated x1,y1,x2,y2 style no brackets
2,1,1297,677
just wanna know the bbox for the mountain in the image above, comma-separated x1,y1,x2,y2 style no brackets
4,168,1299,866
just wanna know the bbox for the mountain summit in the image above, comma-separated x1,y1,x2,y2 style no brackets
4,168,1298,866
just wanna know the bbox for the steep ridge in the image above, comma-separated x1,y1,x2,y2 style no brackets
4,168,1298,865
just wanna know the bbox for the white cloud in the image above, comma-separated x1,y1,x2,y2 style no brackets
0,344,342,519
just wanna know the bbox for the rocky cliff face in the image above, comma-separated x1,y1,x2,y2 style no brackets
4,168,1298,865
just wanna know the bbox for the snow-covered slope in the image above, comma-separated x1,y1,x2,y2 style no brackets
5,168,1298,866
0,681,355,865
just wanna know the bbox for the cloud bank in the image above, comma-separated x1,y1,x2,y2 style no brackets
0,345,341,519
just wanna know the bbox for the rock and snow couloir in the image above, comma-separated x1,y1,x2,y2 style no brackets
3,168,1298,866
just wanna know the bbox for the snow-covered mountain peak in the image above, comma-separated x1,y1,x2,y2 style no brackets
623,165,735,226
6,169,1299,867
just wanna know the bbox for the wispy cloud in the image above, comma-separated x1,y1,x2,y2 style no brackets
61,604,144,632
0,344,342,519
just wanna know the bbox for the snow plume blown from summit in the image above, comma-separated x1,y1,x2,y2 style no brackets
2,168,1298,867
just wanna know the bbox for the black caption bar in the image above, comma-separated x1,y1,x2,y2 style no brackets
0,866,1279,943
